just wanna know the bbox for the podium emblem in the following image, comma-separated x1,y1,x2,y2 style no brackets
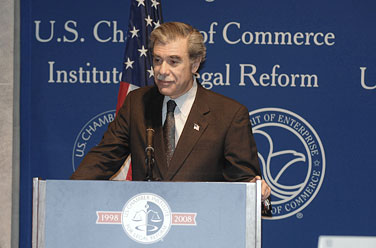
96,192,197,244
122,193,172,244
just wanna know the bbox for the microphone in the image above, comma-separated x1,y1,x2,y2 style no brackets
145,128,155,181
146,128,154,153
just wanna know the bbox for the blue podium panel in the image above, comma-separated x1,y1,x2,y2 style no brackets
33,179,261,248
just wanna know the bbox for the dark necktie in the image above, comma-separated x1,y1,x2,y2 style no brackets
163,100,177,166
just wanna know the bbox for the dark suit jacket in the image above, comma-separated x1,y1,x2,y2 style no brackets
71,84,261,181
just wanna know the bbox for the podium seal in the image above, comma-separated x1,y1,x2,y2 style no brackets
96,193,197,244
122,193,172,244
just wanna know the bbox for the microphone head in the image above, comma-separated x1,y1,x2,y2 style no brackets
146,128,155,151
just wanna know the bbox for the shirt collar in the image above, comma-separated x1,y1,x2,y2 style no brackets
163,78,198,117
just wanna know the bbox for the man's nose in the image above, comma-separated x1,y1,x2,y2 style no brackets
159,61,169,75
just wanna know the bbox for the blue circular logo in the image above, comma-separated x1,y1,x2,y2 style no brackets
72,110,116,171
250,108,325,220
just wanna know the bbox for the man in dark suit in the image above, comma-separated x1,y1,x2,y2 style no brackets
71,22,271,201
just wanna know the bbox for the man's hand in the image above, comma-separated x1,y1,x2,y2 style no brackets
250,176,271,202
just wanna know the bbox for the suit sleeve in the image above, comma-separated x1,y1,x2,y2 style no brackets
223,105,261,182
70,93,132,180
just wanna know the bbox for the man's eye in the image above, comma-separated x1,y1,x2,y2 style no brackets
170,60,179,66
153,58,161,64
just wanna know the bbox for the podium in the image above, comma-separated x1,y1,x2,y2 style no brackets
32,178,262,248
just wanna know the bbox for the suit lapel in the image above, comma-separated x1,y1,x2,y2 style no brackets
166,85,210,180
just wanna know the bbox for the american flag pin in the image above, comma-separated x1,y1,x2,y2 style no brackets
194,123,200,131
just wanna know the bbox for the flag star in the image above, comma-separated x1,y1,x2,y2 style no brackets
138,46,148,57
147,66,154,78
124,57,134,69
151,0,160,9
129,26,139,38
153,20,161,29
136,0,145,7
145,15,153,26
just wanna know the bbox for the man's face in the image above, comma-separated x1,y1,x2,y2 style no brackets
153,37,200,99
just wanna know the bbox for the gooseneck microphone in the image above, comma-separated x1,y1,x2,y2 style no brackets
145,128,155,181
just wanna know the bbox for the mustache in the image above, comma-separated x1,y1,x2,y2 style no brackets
156,74,166,81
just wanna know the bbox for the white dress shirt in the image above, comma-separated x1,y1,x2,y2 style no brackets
162,79,198,146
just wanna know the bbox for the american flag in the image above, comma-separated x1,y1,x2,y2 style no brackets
112,0,163,181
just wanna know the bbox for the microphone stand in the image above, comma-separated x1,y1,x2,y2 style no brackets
145,128,155,181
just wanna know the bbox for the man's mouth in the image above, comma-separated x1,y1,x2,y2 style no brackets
157,79,173,85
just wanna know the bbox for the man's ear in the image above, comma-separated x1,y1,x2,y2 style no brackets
191,59,201,73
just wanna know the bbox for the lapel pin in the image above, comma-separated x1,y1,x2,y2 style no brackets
194,123,200,131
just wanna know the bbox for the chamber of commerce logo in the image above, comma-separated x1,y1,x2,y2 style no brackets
72,110,116,171
96,193,197,244
249,108,325,220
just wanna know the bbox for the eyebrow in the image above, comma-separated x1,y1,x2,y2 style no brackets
153,54,182,61
169,55,182,60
